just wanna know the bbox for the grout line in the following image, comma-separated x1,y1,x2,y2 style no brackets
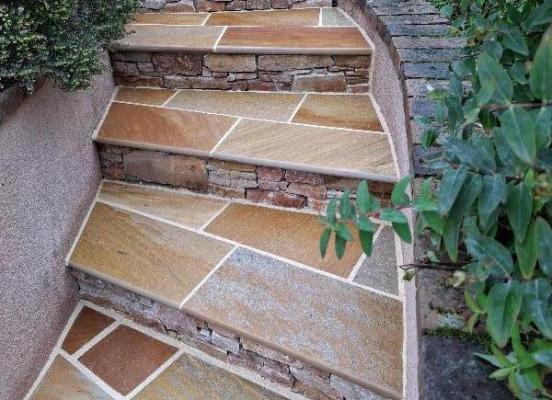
54,302,85,348
347,223,384,281
287,93,308,123
71,322,121,360
209,117,242,155
202,13,211,26
93,198,400,301
199,201,232,231
318,7,323,26
111,99,388,136
64,181,104,266
118,87,371,96
160,89,180,107
178,246,239,309
124,350,184,399
92,89,118,140
213,26,228,52
22,350,58,400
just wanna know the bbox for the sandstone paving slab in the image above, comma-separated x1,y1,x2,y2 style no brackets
167,90,303,122
62,306,115,354
354,227,399,296
97,102,237,156
131,13,208,26
134,352,287,400
206,8,320,27
292,94,384,132
213,119,396,179
115,87,176,106
79,325,178,395
30,356,112,400
320,8,354,26
184,248,403,398
99,181,228,229
218,27,371,55
114,25,224,52
205,203,363,277
69,202,234,307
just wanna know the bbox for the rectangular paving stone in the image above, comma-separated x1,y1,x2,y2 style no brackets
97,102,237,156
213,119,396,179
62,306,115,354
205,203,363,277
131,13,208,26
31,356,112,400
135,352,287,399
115,87,176,106
69,202,234,307
114,25,224,52
79,325,178,395
292,94,384,132
185,248,403,398
167,90,303,122
99,181,228,229
320,8,353,26
206,8,320,26
354,227,399,296
218,27,371,55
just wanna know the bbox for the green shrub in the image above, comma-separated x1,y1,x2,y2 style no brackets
320,1,552,398
0,0,138,92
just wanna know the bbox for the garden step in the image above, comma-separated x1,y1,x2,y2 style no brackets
94,87,398,187
110,8,373,92
66,181,404,399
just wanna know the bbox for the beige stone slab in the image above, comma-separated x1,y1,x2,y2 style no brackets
31,356,111,400
205,203,363,277
217,27,371,54
205,9,320,27
115,87,176,106
132,13,208,26
185,248,403,399
97,102,237,156
99,181,228,229
213,119,396,179
69,202,234,307
115,25,224,52
292,94,384,132
135,352,286,399
167,90,303,122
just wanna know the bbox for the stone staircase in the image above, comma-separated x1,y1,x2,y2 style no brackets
36,6,410,400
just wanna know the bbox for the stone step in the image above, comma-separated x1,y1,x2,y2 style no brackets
94,87,398,208
111,8,373,92
67,180,404,399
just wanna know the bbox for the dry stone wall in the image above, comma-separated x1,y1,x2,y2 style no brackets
140,0,331,12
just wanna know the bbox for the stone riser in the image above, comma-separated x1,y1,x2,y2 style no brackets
111,52,371,93
141,0,331,12
98,144,392,211
72,269,384,400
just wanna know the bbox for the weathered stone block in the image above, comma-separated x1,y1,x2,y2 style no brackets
329,374,383,400
196,0,225,11
226,0,247,10
258,55,334,71
258,166,284,181
292,73,347,92
152,53,202,75
259,360,294,387
285,170,324,185
247,189,306,208
211,329,240,355
287,183,327,199
141,0,166,9
246,0,271,9
228,72,258,81
207,159,256,172
402,62,449,79
164,0,195,11
113,62,139,77
208,184,246,198
164,75,231,90
204,54,256,72
241,338,291,364
334,55,371,68
271,0,289,8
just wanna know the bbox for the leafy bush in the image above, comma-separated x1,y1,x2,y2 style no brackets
0,0,138,92
321,1,552,398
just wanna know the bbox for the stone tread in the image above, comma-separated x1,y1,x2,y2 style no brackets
95,87,397,182
114,8,371,54
67,180,403,398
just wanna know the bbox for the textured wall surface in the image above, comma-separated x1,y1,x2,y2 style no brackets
0,67,113,400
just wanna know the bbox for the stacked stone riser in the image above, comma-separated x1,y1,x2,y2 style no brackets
111,52,371,93
73,269,385,400
99,144,393,211
141,0,331,12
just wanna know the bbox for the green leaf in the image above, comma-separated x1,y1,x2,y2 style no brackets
536,217,552,278
392,222,412,243
465,234,514,275
477,52,513,104
339,190,354,220
421,211,443,234
391,176,410,207
524,278,552,339
320,228,331,258
478,175,507,228
499,107,536,165
530,26,552,101
359,230,374,256
511,325,536,368
326,198,337,225
379,208,408,224
335,235,347,260
489,367,513,380
443,136,495,172
356,181,379,214
531,339,552,368
515,222,538,279
438,166,468,215
465,290,482,313
443,217,461,261
534,107,552,148
502,27,529,55
485,281,522,348
448,173,482,222
335,223,353,241
505,182,533,243
509,63,529,85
